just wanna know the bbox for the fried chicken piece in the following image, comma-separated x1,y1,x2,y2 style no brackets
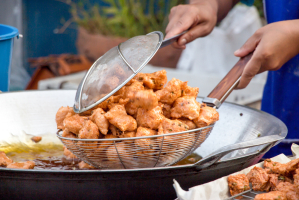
135,127,157,150
158,118,189,150
181,82,199,97
274,182,299,200
171,96,200,120
109,124,123,137
268,174,293,191
90,108,109,135
114,86,127,98
61,128,77,138
7,161,35,169
247,167,270,191
105,105,137,132
63,114,85,135
134,70,167,90
193,104,219,128
160,103,171,118
136,106,164,130
155,78,183,104
63,146,77,159
119,131,136,144
294,169,299,185
127,89,158,110
31,136,42,143
124,81,144,115
0,151,13,167
97,134,118,151
95,95,122,111
178,119,197,129
254,191,287,200
106,142,137,168
264,159,288,175
78,161,95,169
78,120,100,139
286,158,299,173
227,174,250,199
56,106,74,129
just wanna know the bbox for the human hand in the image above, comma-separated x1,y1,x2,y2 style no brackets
165,0,218,49
234,20,299,89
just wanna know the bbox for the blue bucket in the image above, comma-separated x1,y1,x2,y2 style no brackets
0,24,19,92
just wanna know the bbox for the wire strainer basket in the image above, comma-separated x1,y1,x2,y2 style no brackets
57,124,214,169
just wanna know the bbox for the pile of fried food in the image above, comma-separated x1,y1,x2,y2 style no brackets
56,70,219,168
228,158,299,200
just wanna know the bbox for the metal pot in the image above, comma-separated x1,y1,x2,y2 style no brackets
0,90,287,200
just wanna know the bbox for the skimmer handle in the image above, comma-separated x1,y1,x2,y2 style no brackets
160,31,187,48
193,135,284,169
202,53,253,108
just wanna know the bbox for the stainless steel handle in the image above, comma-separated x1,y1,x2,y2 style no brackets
193,135,284,169
160,31,187,48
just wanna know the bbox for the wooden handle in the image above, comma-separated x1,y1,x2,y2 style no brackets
207,53,253,102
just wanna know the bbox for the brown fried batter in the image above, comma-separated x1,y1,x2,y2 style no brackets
227,174,250,198
95,95,122,111
63,114,85,135
135,127,157,150
105,105,137,132
134,70,167,90
109,124,123,137
254,191,287,200
124,81,144,115
7,161,35,169
178,119,197,129
56,106,74,129
181,82,199,97
90,108,109,135
78,120,100,139
171,96,200,120
78,161,95,169
160,103,171,118
294,169,299,185
62,128,77,138
0,151,13,167
155,78,183,104
119,131,136,144
264,159,288,176
127,89,158,110
193,104,219,128
268,174,293,191
63,146,77,159
274,182,299,200
31,136,42,143
247,167,270,191
97,134,118,151
136,106,164,130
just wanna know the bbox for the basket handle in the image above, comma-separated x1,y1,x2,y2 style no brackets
193,135,284,169
202,53,253,108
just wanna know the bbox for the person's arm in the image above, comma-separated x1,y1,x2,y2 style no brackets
234,20,299,89
165,0,240,48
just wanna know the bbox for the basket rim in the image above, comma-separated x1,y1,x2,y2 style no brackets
56,123,214,142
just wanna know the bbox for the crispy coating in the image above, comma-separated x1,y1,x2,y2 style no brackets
136,106,164,130
119,131,136,144
62,128,77,138
181,82,199,97
31,136,42,143
160,103,171,118
294,169,299,185
109,124,123,137
254,191,287,200
227,174,250,198
264,159,288,175
114,86,127,98
268,174,293,191
135,127,157,150
78,161,95,169
193,104,219,128
106,142,137,168
90,108,109,135
78,120,100,139
124,81,144,115
134,70,167,90
95,95,122,111
158,118,189,134
63,146,77,159
63,114,85,135
127,89,158,110
247,167,270,191
178,119,197,129
97,134,118,151
56,106,74,129
155,78,183,104
171,96,200,120
0,151,13,167
7,161,35,169
105,105,137,132
274,182,299,200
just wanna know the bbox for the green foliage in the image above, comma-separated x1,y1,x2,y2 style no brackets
253,0,264,18
69,0,185,38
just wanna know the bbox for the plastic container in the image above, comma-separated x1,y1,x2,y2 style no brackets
0,24,19,92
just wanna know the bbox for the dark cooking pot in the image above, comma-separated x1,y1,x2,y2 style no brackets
0,91,287,200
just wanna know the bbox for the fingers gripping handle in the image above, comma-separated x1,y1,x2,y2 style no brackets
203,53,253,108
193,135,284,169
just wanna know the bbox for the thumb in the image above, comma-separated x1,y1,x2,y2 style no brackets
234,34,260,57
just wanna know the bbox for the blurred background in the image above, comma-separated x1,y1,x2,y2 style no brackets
0,0,265,108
